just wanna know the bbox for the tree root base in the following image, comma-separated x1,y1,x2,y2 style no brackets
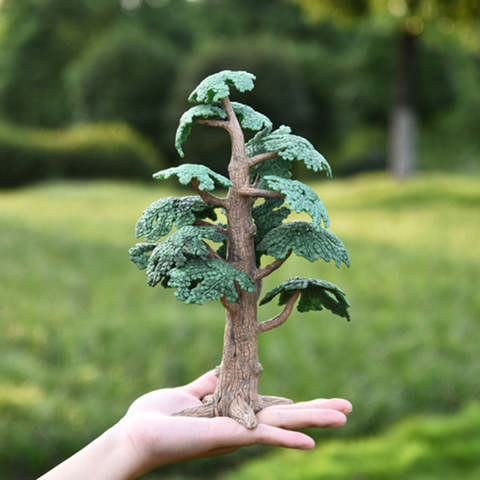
172,394,294,429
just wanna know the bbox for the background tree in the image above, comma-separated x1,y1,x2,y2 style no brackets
292,0,480,178
0,0,118,127
129,71,350,427
67,23,178,147
0,0,477,180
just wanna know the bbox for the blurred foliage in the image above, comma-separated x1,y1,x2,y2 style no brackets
67,23,178,147
292,0,480,176
0,122,161,188
0,0,119,127
227,401,480,479
0,0,478,181
293,0,480,39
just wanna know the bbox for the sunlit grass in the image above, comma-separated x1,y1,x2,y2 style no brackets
227,402,480,480
1,173,479,478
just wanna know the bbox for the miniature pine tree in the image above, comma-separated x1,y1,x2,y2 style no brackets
129,70,350,428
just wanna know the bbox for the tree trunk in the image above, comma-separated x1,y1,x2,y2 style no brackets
173,98,292,428
389,31,418,179
213,110,263,428
213,294,262,428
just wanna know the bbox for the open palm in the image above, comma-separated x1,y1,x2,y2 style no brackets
120,371,352,475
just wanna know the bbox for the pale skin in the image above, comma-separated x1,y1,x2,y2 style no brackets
38,371,352,480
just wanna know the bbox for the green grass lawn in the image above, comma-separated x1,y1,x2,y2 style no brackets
1,173,479,478
227,401,480,480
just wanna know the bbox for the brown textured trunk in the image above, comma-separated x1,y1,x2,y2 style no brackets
173,97,292,427
213,295,262,427
212,102,263,427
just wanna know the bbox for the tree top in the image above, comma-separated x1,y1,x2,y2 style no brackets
188,70,256,103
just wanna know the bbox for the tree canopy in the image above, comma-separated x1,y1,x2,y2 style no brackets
292,0,480,177
130,69,350,323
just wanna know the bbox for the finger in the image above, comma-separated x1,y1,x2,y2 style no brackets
208,418,315,451
315,398,353,415
182,370,218,399
262,398,353,415
252,424,316,450
257,407,348,430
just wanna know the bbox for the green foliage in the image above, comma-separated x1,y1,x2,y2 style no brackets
262,175,330,229
1,0,479,179
153,164,232,190
246,126,274,158
167,258,256,304
0,123,161,188
228,402,480,480
130,226,226,287
0,0,120,127
252,198,291,244
293,0,480,37
134,196,217,242
68,23,178,146
247,129,293,180
168,38,328,173
231,102,273,131
252,158,293,183
175,104,228,157
260,276,351,320
255,125,332,175
292,0,368,23
246,124,333,179
175,102,271,157
257,221,350,267
128,242,156,270
188,70,256,103
251,198,291,265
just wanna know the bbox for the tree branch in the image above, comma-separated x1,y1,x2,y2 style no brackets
196,118,229,129
191,178,228,208
220,294,229,309
221,97,236,122
257,290,300,334
221,96,246,163
194,219,227,236
204,241,224,261
248,150,281,167
237,187,284,199
255,251,291,281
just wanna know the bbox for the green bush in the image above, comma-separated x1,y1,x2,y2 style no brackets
0,122,162,188
67,24,178,147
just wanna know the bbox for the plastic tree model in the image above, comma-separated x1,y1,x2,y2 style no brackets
129,70,350,429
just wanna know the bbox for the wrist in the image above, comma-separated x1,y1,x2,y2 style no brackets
96,422,149,480
38,422,144,480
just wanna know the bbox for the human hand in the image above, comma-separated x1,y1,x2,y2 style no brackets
119,371,352,477
38,371,352,480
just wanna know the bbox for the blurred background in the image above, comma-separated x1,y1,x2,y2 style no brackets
0,0,479,478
